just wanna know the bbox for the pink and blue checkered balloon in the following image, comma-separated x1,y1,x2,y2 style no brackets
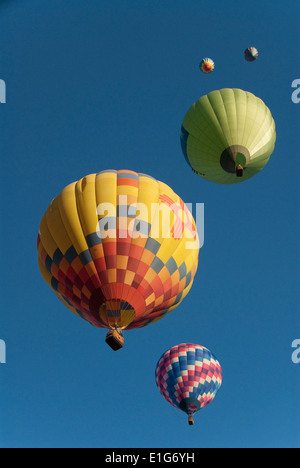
155,343,222,425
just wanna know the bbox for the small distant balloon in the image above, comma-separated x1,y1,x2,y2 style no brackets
200,57,215,74
244,47,258,62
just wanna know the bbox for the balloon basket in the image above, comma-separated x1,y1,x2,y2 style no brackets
188,416,194,426
236,165,244,177
105,329,124,351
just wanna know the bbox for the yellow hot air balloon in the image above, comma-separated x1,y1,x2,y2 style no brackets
180,88,276,184
200,57,215,74
37,170,199,350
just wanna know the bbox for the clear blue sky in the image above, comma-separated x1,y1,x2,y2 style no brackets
0,0,299,448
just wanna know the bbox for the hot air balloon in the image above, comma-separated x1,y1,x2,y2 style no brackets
38,170,199,350
180,88,276,184
155,343,222,425
244,47,258,62
200,57,215,74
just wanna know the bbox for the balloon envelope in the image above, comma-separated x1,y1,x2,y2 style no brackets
244,47,258,62
200,57,215,74
155,343,222,424
180,88,276,184
38,170,199,335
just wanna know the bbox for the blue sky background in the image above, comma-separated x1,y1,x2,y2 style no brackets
0,0,299,448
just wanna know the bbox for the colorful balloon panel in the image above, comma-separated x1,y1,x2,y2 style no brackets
38,170,199,331
180,88,276,184
155,344,222,417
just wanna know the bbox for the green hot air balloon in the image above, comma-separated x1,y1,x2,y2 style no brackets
180,88,276,184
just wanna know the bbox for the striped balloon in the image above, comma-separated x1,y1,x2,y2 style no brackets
155,343,222,425
180,88,276,184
